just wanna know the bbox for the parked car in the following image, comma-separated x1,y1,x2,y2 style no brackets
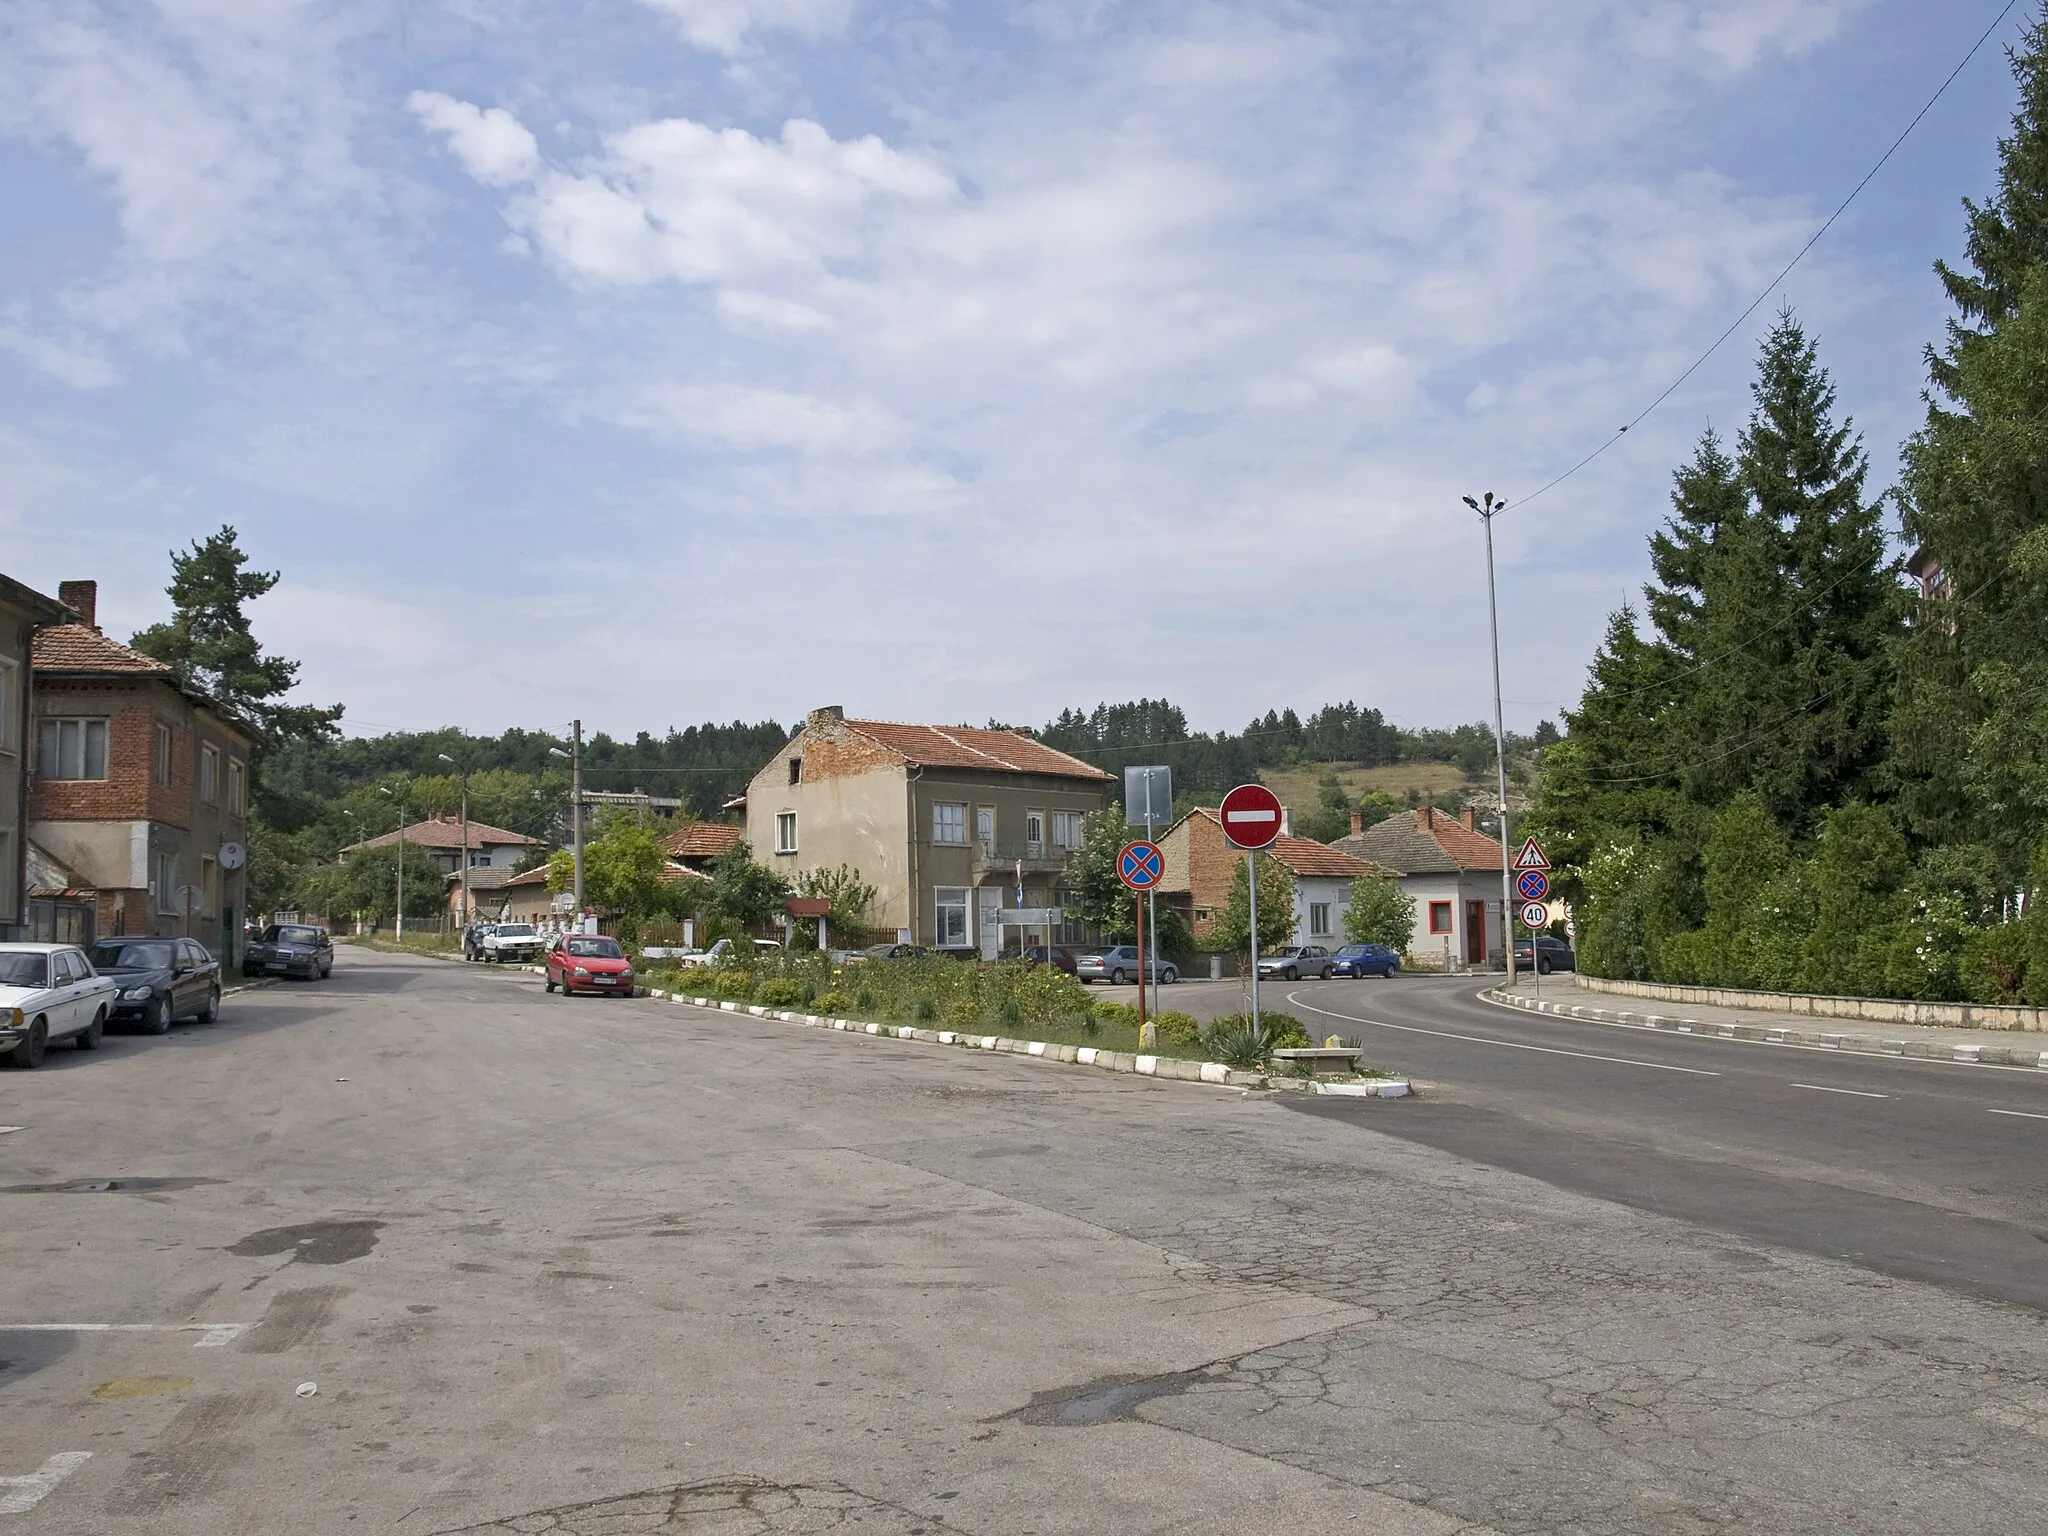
1329,942,1402,978
545,934,636,996
86,937,222,1034
1257,944,1335,981
1075,946,1178,985
1514,935,1577,975
675,937,785,968
481,922,543,964
1022,944,1077,976
243,923,333,981
0,943,118,1067
462,922,497,961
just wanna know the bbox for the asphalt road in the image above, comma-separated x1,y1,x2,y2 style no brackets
3,950,2047,1535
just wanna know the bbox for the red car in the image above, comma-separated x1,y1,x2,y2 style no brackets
1022,944,1078,976
545,934,636,997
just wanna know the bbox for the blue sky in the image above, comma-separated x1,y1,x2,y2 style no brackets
0,0,2027,742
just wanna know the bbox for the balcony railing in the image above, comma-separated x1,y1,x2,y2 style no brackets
970,840,1078,873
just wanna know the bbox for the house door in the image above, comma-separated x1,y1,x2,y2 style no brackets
1465,899,1487,965
978,888,1003,963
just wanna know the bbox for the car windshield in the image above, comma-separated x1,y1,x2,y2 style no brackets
1336,945,1369,956
88,941,176,971
262,926,322,946
0,953,49,988
566,937,623,959
498,925,535,937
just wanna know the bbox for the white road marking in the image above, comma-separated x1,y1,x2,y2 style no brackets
1987,1108,2048,1121
1790,1083,1889,1098
0,1322,244,1347
1286,995,1720,1075
0,1127,21,1135
0,1452,91,1514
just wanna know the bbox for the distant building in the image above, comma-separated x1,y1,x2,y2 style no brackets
1330,805,1506,969
742,706,1113,954
662,820,742,874
0,571,77,940
342,814,539,876
1155,807,1388,948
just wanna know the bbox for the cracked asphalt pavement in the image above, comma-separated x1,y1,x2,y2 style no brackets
1,948,2044,1534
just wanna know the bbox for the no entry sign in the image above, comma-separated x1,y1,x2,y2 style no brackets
1219,783,1283,850
1118,841,1164,890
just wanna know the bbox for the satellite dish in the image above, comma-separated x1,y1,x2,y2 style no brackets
219,842,247,870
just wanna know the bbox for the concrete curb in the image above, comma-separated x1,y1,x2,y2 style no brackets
637,988,1415,1098
1482,986,2048,1073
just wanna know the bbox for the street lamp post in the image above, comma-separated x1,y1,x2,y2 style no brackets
549,725,583,926
379,784,408,943
1463,492,1518,986
438,752,469,930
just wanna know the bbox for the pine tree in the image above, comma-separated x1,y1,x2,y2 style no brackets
130,526,344,749
1895,9,2048,882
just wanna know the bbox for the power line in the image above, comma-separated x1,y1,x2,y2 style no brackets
1512,0,2025,513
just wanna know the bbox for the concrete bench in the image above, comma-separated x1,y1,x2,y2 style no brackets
1271,1047,1363,1078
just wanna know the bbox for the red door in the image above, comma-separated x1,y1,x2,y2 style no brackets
1465,900,1487,965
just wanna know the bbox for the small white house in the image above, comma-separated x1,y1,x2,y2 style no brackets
1331,806,1507,970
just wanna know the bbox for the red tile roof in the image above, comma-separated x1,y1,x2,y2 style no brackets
663,822,743,859
1184,809,1387,879
839,720,1113,781
31,624,175,675
345,815,539,854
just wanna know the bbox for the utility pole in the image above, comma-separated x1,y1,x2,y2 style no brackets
1464,492,1518,984
381,784,408,943
439,752,470,928
571,721,585,921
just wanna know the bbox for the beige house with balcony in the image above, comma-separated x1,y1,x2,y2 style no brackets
742,707,1114,955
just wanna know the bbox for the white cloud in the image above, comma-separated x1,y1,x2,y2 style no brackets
636,0,853,55
614,382,904,455
409,91,540,186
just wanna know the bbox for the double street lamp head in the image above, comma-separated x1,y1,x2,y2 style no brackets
1463,492,1506,517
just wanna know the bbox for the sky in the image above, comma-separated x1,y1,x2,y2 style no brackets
0,0,2030,744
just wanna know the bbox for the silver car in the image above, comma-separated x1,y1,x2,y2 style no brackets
1074,946,1178,985
1256,944,1335,981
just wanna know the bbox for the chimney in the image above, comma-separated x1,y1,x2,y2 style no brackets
1460,806,1476,832
807,705,845,731
1350,808,1364,837
1420,805,1433,830
1280,806,1292,836
58,580,97,630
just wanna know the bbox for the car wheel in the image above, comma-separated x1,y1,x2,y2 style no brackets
1284,967,1299,981
1110,969,1127,986
7,1019,47,1069
320,960,332,979
200,988,220,1023
145,996,173,1036
77,1009,105,1051
1162,967,1178,984
545,975,556,993
1536,958,1552,976
1387,961,1400,976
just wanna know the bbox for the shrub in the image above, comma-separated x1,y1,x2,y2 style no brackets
1202,1021,1268,1069
854,983,877,1011
756,978,806,1007
911,994,938,1022
1202,1011,1308,1055
713,969,753,997
813,990,851,1016
1153,1009,1201,1047
1092,999,1140,1028
944,995,981,1025
1961,922,2031,1004
997,994,1023,1028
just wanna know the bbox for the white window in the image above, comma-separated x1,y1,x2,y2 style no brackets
1309,902,1332,937
932,802,966,845
1052,810,1083,849
1025,810,1045,857
228,759,246,816
199,744,220,804
775,810,798,854
156,851,178,912
934,887,969,947
37,718,109,781
155,723,174,786
975,806,995,857
0,658,14,753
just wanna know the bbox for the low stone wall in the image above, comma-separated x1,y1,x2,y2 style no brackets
1570,974,2048,1033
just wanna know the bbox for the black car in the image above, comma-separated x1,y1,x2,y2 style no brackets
244,923,333,980
462,922,497,962
1514,934,1577,975
86,937,222,1034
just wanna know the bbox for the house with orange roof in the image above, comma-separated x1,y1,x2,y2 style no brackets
1330,805,1508,970
1154,807,1391,949
741,706,1114,954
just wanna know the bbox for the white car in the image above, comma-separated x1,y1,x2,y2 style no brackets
673,937,782,969
0,942,119,1068
480,923,543,963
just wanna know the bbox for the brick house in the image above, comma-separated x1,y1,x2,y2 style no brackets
27,580,258,953
1155,807,1387,948
742,707,1114,954
1330,805,1506,970
0,571,78,941
662,820,742,874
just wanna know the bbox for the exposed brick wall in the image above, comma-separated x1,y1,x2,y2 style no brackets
797,718,902,781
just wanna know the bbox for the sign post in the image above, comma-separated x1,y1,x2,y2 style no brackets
1126,766,1172,1020
1219,784,1283,1046
1117,840,1164,1047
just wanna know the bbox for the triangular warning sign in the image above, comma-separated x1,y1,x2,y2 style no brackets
1513,837,1550,871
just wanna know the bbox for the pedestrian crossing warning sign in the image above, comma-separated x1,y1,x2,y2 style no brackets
1513,837,1550,871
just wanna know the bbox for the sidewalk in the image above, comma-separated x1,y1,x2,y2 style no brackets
1491,973,2048,1069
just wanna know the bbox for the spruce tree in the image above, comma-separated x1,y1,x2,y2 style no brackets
1895,9,2048,882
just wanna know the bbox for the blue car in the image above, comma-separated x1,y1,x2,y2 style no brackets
1330,942,1401,978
